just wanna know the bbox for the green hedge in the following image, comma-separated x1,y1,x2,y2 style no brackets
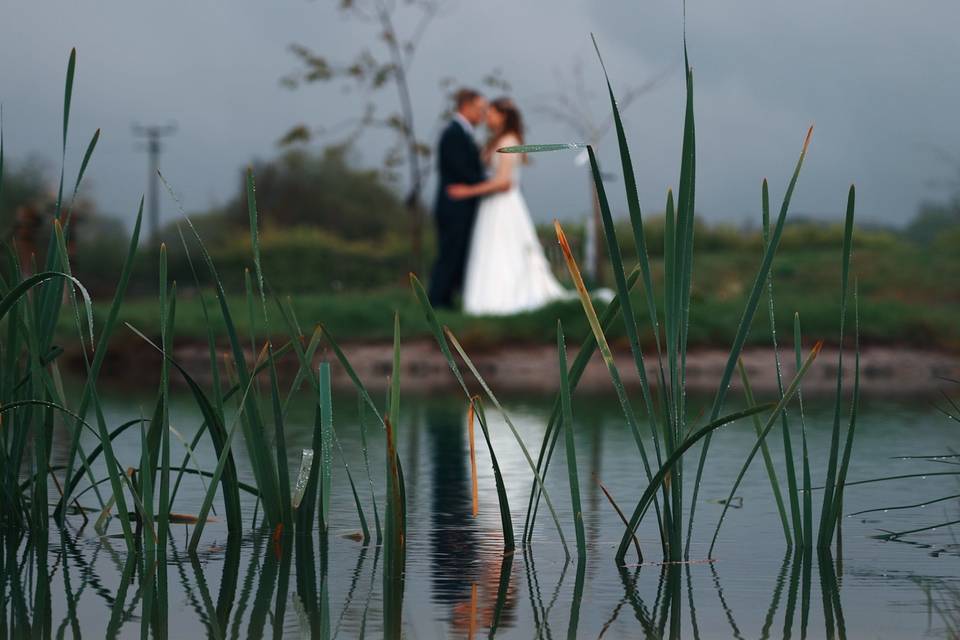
210,227,414,292
72,225,420,296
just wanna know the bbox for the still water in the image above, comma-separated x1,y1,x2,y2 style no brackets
5,386,959,638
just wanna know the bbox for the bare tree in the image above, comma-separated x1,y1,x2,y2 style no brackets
536,58,670,282
282,0,506,270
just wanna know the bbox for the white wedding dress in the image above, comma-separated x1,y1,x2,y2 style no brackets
462,136,574,316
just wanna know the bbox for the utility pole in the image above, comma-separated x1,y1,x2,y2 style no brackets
133,122,177,242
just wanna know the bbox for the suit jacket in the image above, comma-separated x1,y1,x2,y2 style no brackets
433,120,486,224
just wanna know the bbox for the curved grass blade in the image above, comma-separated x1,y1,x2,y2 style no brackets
847,493,960,517
0,271,92,341
707,343,824,557
598,479,642,563
321,325,386,431
873,519,960,541
167,425,212,509
811,471,960,489
613,403,776,565
737,359,791,546
333,431,370,543
61,418,146,500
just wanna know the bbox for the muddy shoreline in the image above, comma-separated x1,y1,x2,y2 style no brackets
85,338,960,397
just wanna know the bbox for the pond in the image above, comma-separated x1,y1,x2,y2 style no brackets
4,386,959,638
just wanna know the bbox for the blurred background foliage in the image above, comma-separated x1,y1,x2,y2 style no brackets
3,142,958,347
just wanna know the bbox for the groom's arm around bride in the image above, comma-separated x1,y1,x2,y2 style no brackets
427,88,488,309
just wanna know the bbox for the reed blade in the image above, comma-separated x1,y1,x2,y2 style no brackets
817,185,856,548
319,362,333,532
268,344,293,530
62,127,100,227
358,395,382,544
737,359,791,546
760,179,803,545
499,143,586,154
246,169,268,322
467,400,479,518
558,321,586,560
795,314,813,554
825,280,861,546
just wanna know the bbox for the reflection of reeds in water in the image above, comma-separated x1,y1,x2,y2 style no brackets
918,576,960,639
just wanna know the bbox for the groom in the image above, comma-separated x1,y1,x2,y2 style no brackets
427,88,488,309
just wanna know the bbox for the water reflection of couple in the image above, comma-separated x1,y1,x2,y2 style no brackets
427,89,573,316
426,404,516,634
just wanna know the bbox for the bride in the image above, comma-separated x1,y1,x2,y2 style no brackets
447,97,573,316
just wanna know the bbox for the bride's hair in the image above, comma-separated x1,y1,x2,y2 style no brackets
485,97,528,163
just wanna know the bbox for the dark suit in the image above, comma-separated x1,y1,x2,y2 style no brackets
428,119,486,308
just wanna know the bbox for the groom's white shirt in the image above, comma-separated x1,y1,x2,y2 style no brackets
454,113,475,140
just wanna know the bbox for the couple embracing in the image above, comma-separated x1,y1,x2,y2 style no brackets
427,88,572,316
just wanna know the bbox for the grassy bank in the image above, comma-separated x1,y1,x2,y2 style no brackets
79,242,959,350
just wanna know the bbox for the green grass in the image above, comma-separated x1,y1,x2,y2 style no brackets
69,241,959,351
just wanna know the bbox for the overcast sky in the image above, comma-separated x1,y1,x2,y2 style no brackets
1,1,958,230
